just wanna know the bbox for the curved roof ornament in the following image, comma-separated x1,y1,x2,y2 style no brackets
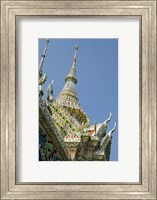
96,113,112,138
100,122,116,149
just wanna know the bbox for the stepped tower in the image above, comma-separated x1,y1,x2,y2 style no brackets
56,45,89,126
49,45,89,159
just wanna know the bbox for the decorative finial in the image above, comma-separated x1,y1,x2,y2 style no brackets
73,44,79,64
75,44,79,51
39,39,49,97
100,122,117,151
39,39,50,76
64,44,79,83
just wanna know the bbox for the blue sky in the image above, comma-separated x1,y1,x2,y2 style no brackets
39,39,118,161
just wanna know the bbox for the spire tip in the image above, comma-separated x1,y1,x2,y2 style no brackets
75,44,79,51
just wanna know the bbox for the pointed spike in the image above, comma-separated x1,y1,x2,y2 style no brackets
65,45,79,83
72,44,79,66
39,39,50,72
75,44,79,50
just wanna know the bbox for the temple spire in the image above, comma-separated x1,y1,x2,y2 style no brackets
56,45,89,126
65,45,79,84
72,44,79,67
39,39,49,96
39,39,49,78
56,45,79,105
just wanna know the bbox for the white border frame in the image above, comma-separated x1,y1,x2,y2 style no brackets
18,18,139,183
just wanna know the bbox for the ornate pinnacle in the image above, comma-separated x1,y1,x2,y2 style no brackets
75,44,79,50
39,39,49,78
64,45,79,84
39,39,49,97
72,44,79,67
